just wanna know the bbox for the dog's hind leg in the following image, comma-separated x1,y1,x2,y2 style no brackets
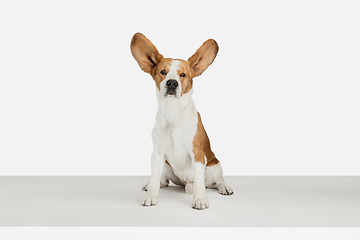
205,162,233,195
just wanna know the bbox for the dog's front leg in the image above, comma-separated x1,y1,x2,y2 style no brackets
192,159,209,210
141,151,165,206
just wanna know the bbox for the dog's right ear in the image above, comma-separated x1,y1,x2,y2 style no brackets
130,33,163,74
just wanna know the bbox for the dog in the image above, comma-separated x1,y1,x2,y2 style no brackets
130,32,233,210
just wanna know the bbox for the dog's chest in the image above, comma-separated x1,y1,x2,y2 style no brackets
158,111,197,156
153,98,198,176
163,118,197,179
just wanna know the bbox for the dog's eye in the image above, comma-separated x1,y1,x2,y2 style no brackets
160,70,167,75
180,73,186,78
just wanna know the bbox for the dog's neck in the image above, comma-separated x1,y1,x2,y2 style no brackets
155,88,196,127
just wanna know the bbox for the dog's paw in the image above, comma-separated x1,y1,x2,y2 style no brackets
218,185,234,195
192,197,209,210
141,195,158,206
185,183,194,194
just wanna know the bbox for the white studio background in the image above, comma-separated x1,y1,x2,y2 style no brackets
0,0,359,176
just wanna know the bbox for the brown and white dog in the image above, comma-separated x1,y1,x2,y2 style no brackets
130,33,233,210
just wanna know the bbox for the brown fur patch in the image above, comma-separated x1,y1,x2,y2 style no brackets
188,39,219,78
175,59,193,95
193,112,220,166
130,33,163,74
151,58,173,91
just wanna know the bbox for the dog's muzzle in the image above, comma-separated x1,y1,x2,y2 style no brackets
165,79,178,96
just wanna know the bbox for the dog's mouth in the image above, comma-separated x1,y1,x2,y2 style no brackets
165,89,176,97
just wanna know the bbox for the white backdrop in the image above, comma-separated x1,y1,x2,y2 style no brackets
0,1,359,176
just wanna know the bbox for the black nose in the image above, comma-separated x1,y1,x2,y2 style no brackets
166,80,178,89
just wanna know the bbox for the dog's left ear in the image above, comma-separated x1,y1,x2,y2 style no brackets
130,33,163,74
188,39,219,78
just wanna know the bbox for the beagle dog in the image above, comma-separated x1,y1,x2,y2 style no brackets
130,33,233,210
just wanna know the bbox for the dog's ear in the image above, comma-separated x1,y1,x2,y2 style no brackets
188,39,219,78
130,33,163,74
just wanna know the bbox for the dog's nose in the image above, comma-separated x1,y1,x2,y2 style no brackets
166,80,178,89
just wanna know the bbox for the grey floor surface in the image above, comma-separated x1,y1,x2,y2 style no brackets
0,176,359,227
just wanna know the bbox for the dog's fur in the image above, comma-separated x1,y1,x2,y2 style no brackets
130,33,233,210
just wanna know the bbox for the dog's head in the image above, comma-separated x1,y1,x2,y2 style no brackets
130,33,218,99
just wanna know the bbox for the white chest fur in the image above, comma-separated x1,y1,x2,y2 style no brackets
152,89,198,182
